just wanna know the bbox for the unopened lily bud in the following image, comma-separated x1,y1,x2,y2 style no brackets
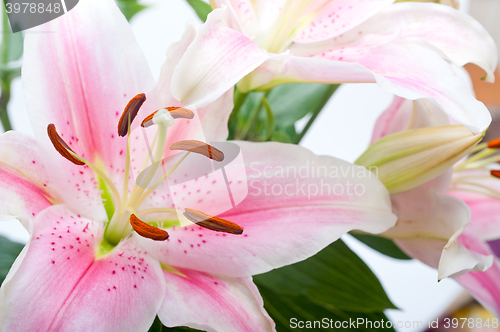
355,125,484,195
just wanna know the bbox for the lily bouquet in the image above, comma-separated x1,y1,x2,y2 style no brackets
0,0,498,331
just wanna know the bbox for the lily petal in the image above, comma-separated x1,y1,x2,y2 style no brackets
449,173,500,316
371,97,450,143
291,2,497,81
456,262,500,317
253,0,286,34
128,23,236,179
159,268,274,332
23,0,155,219
210,0,259,37
151,23,234,144
171,7,276,108
386,187,492,280
0,205,165,331
353,2,498,82
0,132,52,228
136,141,396,277
267,43,490,133
292,0,395,44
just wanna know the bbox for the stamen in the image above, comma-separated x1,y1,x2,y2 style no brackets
47,124,85,166
488,138,500,149
183,208,243,235
118,93,146,137
141,107,195,128
130,214,169,241
491,170,500,179
170,140,224,162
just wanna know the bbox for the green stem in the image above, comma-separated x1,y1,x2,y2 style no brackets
0,81,11,131
235,94,265,140
0,8,12,131
228,87,248,130
295,84,339,144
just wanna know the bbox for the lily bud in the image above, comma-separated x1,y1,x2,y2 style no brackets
355,125,484,195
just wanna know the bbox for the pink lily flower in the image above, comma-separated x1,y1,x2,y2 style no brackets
0,0,397,330
171,0,497,134
369,96,500,316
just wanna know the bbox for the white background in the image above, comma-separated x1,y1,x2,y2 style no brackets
0,0,478,331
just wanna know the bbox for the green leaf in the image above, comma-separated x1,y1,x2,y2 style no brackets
116,0,147,21
148,316,204,331
0,235,24,284
267,83,338,127
259,287,395,332
254,239,396,313
185,0,213,22
350,233,411,260
148,316,164,332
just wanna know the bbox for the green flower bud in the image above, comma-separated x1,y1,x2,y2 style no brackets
355,125,484,195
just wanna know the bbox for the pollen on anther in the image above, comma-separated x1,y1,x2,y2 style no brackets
117,93,146,137
47,124,85,166
130,214,169,241
183,208,243,235
488,138,500,149
170,140,224,162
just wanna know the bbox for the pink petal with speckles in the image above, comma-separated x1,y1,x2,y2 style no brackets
22,0,155,220
135,141,396,277
0,205,165,331
0,132,52,228
292,0,394,44
337,2,498,82
266,43,490,133
210,0,259,36
159,268,274,331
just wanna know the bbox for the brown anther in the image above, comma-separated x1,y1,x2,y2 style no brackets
487,138,500,149
170,140,224,162
47,124,85,166
141,107,195,128
130,214,169,241
491,170,500,179
167,107,195,119
118,93,146,137
183,208,243,235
